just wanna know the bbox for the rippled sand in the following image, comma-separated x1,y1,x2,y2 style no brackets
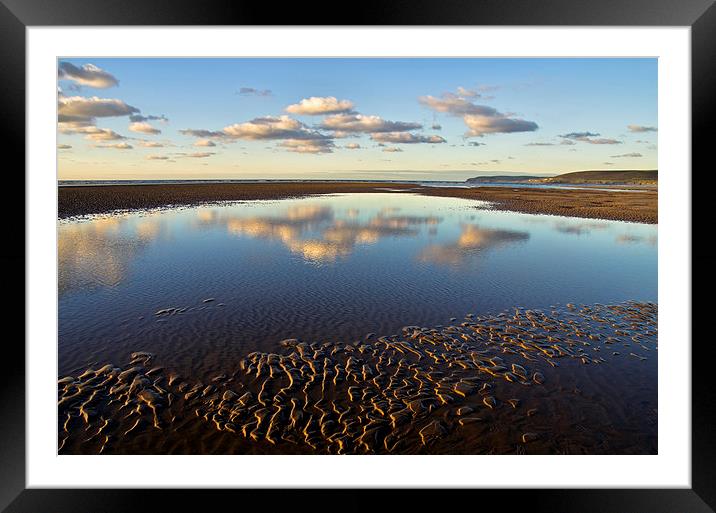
58,301,657,455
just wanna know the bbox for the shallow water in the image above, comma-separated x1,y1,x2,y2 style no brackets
58,192,657,380
58,193,658,455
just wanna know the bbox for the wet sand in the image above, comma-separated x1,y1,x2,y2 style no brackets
417,186,657,224
58,182,657,223
58,182,414,219
58,301,657,455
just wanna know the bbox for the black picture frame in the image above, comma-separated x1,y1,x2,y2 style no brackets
2,0,711,511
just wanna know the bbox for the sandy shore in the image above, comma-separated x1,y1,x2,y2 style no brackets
58,301,657,455
417,186,657,224
58,182,657,223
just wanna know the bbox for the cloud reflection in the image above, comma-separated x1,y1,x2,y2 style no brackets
418,223,529,266
553,220,609,235
58,214,165,295
616,233,658,246
210,203,442,263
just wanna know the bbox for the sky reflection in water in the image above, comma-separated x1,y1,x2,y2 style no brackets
58,193,657,374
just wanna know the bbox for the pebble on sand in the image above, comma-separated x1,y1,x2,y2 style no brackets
522,432,539,443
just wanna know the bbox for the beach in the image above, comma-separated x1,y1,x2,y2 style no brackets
58,182,657,224
57,191,658,455
59,301,657,455
54,57,661,459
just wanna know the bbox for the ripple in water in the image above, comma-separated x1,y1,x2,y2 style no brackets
58,193,657,454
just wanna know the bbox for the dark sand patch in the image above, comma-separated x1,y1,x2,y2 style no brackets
58,301,657,455
58,182,414,219
58,182,657,223
416,186,657,224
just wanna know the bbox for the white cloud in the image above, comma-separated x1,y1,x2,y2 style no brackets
344,143,361,150
419,95,498,116
419,93,537,137
184,152,214,158
382,147,403,153
180,109,438,156
331,131,358,139
194,139,216,147
222,116,325,141
84,128,127,141
179,129,225,139
583,138,622,145
320,114,421,134
130,114,168,123
610,152,643,158
370,132,446,144
238,87,272,97
560,131,599,139
57,120,95,133
182,115,332,155
559,132,622,145
58,96,139,123
463,114,539,137
285,96,354,115
278,139,334,154
456,86,479,98
58,62,119,89
627,124,657,133
146,155,169,160
129,121,161,135
96,142,133,150
57,95,163,150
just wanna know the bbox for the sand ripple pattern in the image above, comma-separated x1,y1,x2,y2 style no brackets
58,301,657,454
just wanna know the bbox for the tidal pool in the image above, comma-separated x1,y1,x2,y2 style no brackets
58,192,657,380
57,192,658,455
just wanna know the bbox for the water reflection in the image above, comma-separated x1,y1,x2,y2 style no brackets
136,215,164,241
418,224,530,266
553,220,609,235
616,233,658,246
58,214,165,296
58,194,656,309
59,193,657,383
213,204,442,263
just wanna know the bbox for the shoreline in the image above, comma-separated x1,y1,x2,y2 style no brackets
57,181,657,224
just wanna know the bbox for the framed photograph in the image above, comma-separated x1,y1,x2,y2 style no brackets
4,0,711,510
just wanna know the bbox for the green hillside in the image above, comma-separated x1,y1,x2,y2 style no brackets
538,170,657,185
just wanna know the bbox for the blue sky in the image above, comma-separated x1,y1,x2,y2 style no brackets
57,58,657,181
